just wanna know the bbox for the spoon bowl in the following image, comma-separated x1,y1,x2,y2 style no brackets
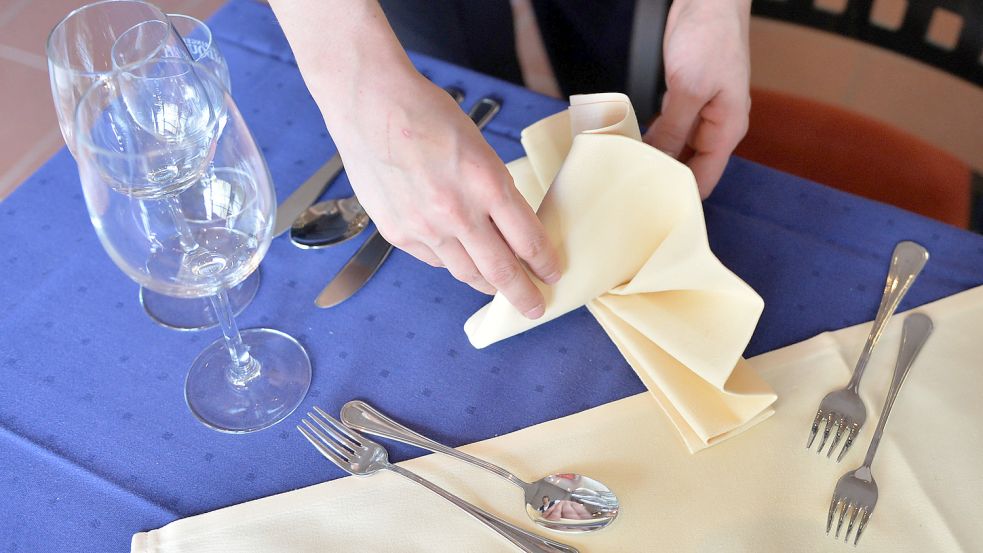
289,196,369,248
524,473,619,532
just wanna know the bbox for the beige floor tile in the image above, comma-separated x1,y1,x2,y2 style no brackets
0,58,64,199
924,7,963,50
180,0,229,20
870,0,908,31
814,0,848,15
0,0,191,59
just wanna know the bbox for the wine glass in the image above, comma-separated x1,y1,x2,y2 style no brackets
167,14,230,93
73,58,311,433
46,1,257,331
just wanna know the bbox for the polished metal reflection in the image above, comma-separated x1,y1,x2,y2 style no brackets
827,313,933,545
298,407,579,553
806,240,929,461
341,400,619,533
289,195,369,248
287,86,465,248
273,153,344,238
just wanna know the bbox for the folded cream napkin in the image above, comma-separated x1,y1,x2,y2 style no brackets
133,285,983,552
465,93,775,452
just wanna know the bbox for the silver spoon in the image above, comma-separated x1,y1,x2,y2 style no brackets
289,86,466,249
341,400,620,533
289,195,369,249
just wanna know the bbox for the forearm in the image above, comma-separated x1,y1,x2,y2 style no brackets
268,0,418,132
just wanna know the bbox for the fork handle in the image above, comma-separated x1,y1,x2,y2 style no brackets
387,464,579,553
846,241,928,391
861,313,933,468
342,400,525,487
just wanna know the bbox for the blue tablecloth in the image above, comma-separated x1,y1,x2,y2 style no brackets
2,2,982,551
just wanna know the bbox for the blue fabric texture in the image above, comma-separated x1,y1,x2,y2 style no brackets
1,1,982,551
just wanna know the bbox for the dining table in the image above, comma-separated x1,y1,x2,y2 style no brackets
2,1,983,551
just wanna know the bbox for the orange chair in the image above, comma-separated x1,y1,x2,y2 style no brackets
735,87,972,228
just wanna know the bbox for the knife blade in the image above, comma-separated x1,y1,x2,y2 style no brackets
273,153,344,237
315,230,393,308
314,96,501,308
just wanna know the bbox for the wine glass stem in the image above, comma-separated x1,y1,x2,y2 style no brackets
209,288,260,386
164,196,199,253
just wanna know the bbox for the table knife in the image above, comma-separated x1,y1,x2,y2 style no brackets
315,231,393,308
273,153,344,237
314,96,501,308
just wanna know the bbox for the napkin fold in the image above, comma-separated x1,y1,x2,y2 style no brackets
465,93,775,451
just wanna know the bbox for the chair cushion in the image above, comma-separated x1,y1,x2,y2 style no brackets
735,88,971,228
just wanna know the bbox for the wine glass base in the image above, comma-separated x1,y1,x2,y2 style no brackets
185,328,312,433
140,269,261,331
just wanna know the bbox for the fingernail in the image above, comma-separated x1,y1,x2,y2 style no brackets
523,304,545,319
542,271,561,285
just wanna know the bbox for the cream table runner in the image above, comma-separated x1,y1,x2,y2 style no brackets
133,285,983,552
466,93,775,452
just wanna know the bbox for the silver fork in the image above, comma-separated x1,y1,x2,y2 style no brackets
807,241,929,461
298,407,579,553
827,312,933,545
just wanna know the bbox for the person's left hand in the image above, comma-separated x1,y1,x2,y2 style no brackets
643,0,752,198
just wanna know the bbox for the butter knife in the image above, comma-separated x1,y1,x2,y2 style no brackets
314,96,502,308
273,153,345,237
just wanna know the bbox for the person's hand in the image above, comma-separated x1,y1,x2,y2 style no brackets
543,500,593,521
326,73,561,318
643,0,752,198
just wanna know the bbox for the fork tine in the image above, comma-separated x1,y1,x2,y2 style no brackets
313,406,363,447
854,509,872,546
302,418,352,461
297,423,349,467
310,407,362,452
837,424,860,462
807,409,825,448
835,501,853,538
826,419,847,458
844,505,862,542
826,495,841,533
817,413,836,454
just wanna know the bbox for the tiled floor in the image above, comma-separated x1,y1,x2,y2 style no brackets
0,0,225,200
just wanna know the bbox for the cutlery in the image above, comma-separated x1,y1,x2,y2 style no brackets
827,312,933,545
290,86,466,249
289,193,370,248
272,153,344,237
314,96,502,308
342,400,619,533
298,406,579,553
315,231,393,308
807,241,929,461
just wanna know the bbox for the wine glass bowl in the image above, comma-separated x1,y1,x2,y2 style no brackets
46,0,190,154
167,13,231,91
127,167,270,298
78,57,220,196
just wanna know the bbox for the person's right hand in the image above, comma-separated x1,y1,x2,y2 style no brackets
324,72,561,319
